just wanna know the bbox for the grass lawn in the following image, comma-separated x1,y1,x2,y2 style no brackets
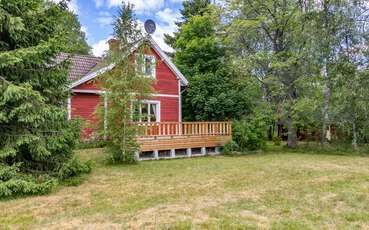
1,148,369,229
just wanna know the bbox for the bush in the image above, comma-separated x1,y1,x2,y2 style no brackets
0,164,58,199
0,163,20,181
76,140,107,149
58,157,92,180
232,119,268,151
273,136,282,146
223,141,240,154
0,157,92,199
0,178,57,199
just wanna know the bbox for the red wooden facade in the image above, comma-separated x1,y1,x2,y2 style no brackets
68,37,187,138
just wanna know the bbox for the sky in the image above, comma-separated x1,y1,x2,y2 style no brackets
62,0,183,56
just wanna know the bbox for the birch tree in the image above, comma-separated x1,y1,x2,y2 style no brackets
97,2,153,163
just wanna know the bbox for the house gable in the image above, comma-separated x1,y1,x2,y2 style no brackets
72,47,180,96
69,36,188,90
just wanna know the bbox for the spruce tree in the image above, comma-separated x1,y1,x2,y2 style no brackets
0,0,90,198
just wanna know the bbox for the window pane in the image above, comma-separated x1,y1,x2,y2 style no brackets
150,104,157,122
145,56,152,76
141,103,149,122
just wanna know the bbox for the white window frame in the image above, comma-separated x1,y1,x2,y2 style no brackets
133,100,160,122
136,54,156,79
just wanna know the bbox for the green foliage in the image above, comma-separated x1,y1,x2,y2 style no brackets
164,0,211,48
223,0,369,148
232,120,267,151
76,140,107,149
0,163,57,199
231,106,272,151
0,178,57,199
222,141,240,154
58,157,92,180
173,6,258,121
0,163,20,181
174,10,224,78
97,3,153,164
273,136,282,146
0,0,91,198
184,72,261,121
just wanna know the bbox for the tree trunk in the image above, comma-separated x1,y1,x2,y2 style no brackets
352,122,358,150
287,109,297,148
321,63,331,146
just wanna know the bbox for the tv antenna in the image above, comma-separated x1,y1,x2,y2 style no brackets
144,19,156,34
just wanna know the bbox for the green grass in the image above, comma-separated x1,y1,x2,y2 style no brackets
1,147,369,229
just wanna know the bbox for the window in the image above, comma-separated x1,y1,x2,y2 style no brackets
136,54,156,78
132,101,160,122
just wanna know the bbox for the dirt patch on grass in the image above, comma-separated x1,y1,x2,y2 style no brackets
127,191,263,229
238,210,269,226
38,217,122,230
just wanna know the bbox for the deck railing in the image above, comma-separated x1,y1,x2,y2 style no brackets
135,121,232,137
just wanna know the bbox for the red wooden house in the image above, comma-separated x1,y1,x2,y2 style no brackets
60,36,188,137
61,36,231,160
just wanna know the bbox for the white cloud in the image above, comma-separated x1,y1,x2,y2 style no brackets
68,0,79,14
94,0,104,8
107,0,164,13
99,11,111,16
92,37,113,57
96,16,114,27
156,8,181,24
95,11,114,27
153,8,181,52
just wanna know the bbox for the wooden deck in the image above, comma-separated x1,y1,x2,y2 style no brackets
136,122,232,160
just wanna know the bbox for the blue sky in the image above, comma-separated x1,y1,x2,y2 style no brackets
61,0,183,56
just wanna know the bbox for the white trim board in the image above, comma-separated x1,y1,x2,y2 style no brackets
67,97,71,120
71,89,179,98
70,64,114,89
69,35,188,90
71,89,106,94
153,93,179,98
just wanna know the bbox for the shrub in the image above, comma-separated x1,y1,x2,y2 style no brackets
0,163,20,181
0,164,58,199
0,178,57,199
223,141,240,154
273,136,282,146
232,119,268,151
58,157,92,180
76,140,107,149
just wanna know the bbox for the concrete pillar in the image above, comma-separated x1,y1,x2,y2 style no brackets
154,150,159,160
186,148,192,157
201,147,206,155
170,149,175,158
215,147,220,154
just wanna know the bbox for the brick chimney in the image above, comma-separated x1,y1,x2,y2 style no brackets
108,38,119,52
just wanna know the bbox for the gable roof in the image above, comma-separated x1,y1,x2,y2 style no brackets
69,35,188,89
56,53,102,82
